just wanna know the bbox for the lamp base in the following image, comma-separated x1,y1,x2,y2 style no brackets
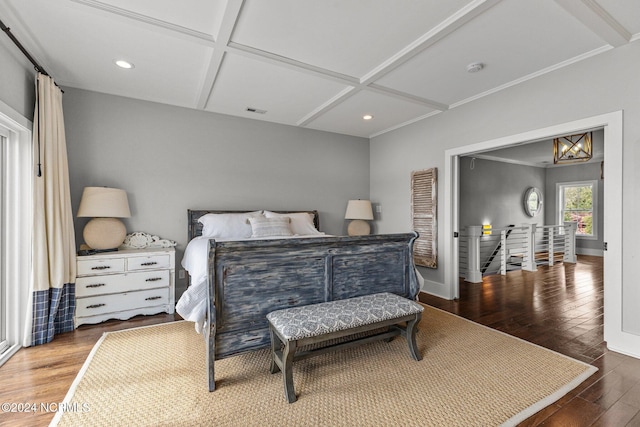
347,219,370,236
83,217,127,250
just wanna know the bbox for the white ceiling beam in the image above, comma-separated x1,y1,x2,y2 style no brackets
554,0,631,47
227,42,360,87
360,0,503,86
296,87,358,127
367,84,448,111
69,0,216,46
196,0,244,109
226,42,447,120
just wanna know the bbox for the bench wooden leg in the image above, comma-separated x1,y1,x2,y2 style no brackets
282,339,298,403
406,313,422,361
269,326,281,374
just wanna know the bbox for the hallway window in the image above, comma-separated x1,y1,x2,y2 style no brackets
557,180,597,238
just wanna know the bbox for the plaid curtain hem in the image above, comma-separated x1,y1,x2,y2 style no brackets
31,283,76,346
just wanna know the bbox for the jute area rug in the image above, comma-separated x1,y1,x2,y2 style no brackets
51,306,596,427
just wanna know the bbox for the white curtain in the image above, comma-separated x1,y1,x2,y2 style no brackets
27,73,77,346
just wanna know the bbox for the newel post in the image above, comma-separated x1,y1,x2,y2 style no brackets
465,225,483,283
563,221,577,263
522,223,537,272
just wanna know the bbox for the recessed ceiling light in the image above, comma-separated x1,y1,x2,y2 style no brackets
363,114,373,120
466,62,484,73
115,60,134,69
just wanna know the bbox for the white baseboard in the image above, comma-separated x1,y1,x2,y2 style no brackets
419,280,452,300
577,248,604,257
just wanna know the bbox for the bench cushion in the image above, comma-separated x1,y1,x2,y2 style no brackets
266,292,423,341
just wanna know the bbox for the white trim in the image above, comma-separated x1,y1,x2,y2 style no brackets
360,0,502,85
445,111,632,355
577,248,603,257
0,104,32,360
69,0,216,45
196,0,245,110
369,111,442,138
449,46,613,110
553,0,632,47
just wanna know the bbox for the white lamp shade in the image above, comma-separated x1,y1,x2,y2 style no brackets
77,187,131,218
345,200,374,220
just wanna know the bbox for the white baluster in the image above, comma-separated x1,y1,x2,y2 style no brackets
548,226,554,266
500,229,507,275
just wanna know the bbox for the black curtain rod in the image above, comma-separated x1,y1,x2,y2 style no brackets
0,17,50,77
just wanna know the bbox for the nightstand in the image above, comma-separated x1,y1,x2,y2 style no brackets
75,247,175,328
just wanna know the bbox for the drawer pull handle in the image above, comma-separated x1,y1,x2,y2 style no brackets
141,262,158,266
91,266,111,270
145,296,163,301
86,303,106,309
145,277,163,282
86,283,105,288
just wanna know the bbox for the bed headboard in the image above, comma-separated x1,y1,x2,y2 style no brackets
187,209,320,241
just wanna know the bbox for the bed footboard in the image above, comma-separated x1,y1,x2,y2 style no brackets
206,232,419,391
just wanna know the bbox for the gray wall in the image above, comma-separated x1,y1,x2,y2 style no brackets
459,157,545,229
544,162,604,255
370,41,640,336
63,88,370,297
0,35,35,120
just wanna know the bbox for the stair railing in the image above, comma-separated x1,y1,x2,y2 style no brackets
460,222,577,282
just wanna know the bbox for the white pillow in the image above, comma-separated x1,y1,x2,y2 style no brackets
198,211,263,239
248,216,293,238
263,211,322,235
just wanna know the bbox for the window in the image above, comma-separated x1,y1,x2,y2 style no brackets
411,168,437,268
0,131,6,356
0,104,32,366
557,180,597,238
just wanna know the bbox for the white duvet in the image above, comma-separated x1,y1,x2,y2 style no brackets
175,235,424,333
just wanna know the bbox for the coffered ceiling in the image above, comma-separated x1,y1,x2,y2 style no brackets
0,0,638,138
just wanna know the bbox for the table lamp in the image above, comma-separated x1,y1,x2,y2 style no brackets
345,199,374,236
77,187,131,251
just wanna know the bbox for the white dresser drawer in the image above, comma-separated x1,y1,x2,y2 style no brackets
76,270,170,297
127,254,171,271
74,247,175,328
75,288,170,318
77,257,125,276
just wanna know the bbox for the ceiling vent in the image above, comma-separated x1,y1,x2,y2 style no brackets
246,107,267,114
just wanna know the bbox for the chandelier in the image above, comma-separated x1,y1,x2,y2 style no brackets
553,132,592,164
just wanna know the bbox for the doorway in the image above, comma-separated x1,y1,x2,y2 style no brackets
443,111,631,355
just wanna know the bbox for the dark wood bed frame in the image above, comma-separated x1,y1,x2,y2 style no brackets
186,209,419,391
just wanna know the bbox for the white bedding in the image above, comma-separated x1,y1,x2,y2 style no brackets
176,235,425,333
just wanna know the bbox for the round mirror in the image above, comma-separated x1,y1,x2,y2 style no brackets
524,187,542,217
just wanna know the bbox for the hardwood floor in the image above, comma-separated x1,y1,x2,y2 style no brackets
1,255,639,426
420,255,640,426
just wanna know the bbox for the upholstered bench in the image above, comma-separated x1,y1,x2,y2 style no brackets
266,292,424,403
